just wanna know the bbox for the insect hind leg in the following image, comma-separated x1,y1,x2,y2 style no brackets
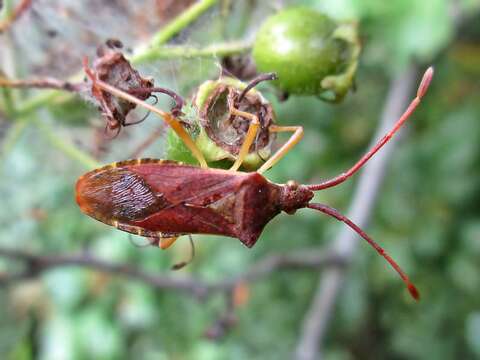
257,125,304,174
158,236,179,250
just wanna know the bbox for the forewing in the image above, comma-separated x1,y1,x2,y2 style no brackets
121,159,246,207
76,159,248,238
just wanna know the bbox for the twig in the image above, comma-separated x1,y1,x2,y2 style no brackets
0,77,83,92
0,247,209,297
0,246,343,299
212,248,345,290
0,0,31,33
294,65,420,360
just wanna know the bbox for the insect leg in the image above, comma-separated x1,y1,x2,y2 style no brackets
171,235,196,271
159,236,179,250
257,125,304,174
228,107,260,171
122,93,158,127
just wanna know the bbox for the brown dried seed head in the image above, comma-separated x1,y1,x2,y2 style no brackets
89,44,154,128
201,84,276,156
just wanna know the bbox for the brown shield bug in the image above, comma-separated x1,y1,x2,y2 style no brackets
75,67,434,300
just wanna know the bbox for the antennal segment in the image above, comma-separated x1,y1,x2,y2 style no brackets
308,67,434,191
237,72,278,103
307,203,419,300
128,87,185,116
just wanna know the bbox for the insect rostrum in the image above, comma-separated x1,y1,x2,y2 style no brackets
76,67,434,300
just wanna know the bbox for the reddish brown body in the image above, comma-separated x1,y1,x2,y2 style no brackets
76,159,308,247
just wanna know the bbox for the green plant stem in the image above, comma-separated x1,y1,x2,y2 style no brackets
149,0,219,47
0,0,31,32
14,90,58,117
0,11,18,116
34,119,100,170
0,120,26,162
1,0,13,19
131,40,251,64
15,90,76,118
1,87,15,115
2,121,26,153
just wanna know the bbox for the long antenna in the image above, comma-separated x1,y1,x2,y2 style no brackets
128,87,185,116
171,235,196,271
308,67,434,191
237,72,278,103
307,203,419,300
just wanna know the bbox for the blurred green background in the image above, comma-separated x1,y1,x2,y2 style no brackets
1,0,480,359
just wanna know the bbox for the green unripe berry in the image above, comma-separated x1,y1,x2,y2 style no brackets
253,7,360,102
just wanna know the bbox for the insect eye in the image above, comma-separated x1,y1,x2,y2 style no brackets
287,180,299,190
